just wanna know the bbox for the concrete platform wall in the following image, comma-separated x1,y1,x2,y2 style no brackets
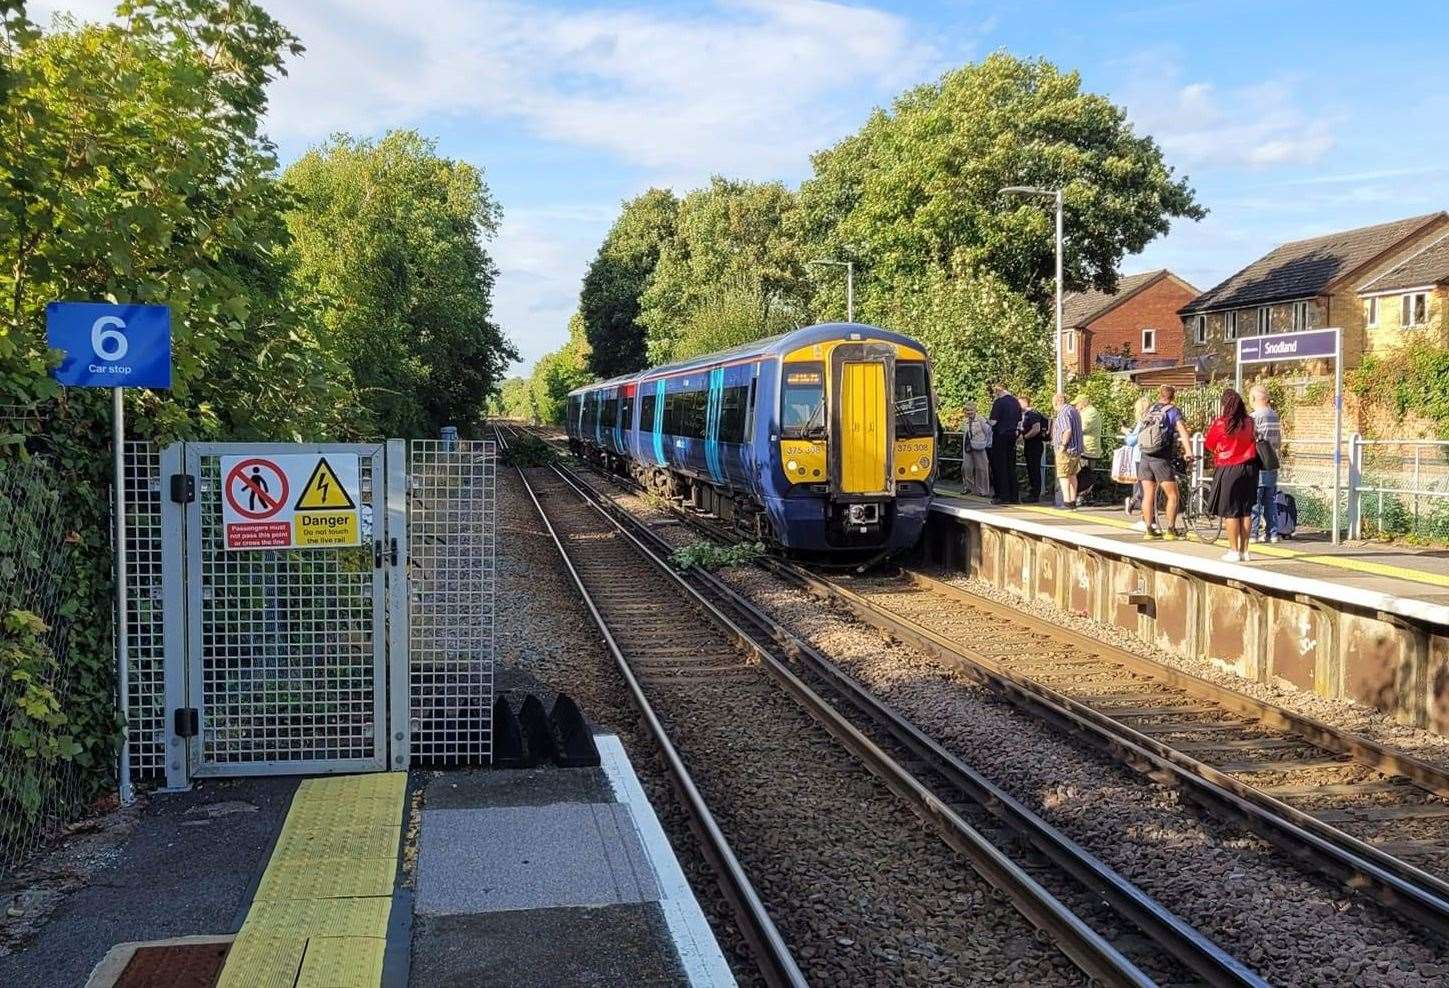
924,513,1449,734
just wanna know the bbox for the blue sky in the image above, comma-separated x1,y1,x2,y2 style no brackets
38,1,1449,374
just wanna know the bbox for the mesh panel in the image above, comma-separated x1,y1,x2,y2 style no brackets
409,440,496,764
195,452,380,768
124,442,166,779
0,456,82,874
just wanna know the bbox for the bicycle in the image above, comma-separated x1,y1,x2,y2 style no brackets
1121,457,1222,544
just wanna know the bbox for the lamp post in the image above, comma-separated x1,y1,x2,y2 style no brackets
1001,186,1064,394
808,259,854,323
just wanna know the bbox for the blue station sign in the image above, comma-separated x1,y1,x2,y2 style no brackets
47,302,172,389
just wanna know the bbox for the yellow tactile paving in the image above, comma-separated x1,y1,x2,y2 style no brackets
943,487,1449,590
295,936,388,988
217,772,405,988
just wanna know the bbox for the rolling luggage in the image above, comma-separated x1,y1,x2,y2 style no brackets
1274,490,1297,538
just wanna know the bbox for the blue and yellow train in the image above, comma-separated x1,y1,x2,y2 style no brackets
566,323,936,556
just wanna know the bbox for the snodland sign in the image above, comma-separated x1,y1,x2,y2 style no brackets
220,453,363,550
1237,327,1338,363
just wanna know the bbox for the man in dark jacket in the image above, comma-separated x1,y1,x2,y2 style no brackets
987,382,1021,504
1018,395,1048,502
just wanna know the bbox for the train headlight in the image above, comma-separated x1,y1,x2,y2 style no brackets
786,459,799,472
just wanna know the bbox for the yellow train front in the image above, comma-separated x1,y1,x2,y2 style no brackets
566,323,936,557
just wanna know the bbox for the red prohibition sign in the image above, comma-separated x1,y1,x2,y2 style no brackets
225,458,290,520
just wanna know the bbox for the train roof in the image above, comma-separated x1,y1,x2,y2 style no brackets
566,322,925,397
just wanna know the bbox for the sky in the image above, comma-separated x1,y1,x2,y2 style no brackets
33,0,1449,375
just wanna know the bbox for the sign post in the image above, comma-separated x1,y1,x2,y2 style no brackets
47,302,172,805
1236,327,1342,544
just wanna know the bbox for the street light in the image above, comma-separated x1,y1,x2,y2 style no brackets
808,258,854,323
1001,185,1065,394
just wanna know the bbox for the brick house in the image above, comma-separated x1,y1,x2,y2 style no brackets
1355,228,1449,350
1060,269,1199,377
1179,212,1449,376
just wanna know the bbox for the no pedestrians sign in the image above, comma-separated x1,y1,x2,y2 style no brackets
221,453,362,550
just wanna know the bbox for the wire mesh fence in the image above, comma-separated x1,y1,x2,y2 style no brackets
409,440,496,765
125,442,167,780
0,456,86,875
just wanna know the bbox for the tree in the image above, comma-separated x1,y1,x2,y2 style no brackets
798,52,1204,313
639,177,806,363
283,131,517,437
491,377,532,420
579,188,677,378
528,313,591,425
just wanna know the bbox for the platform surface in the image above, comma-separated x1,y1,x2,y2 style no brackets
411,734,734,987
932,487,1449,626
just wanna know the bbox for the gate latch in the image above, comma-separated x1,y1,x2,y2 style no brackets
373,539,384,568
174,707,199,738
169,474,196,504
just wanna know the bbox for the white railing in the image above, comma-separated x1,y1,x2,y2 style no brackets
1347,436,1449,539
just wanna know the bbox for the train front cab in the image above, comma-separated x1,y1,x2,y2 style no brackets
768,335,934,555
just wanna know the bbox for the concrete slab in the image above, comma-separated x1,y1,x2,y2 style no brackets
425,764,614,809
418,801,658,914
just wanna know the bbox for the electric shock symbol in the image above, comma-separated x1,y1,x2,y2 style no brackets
294,457,357,511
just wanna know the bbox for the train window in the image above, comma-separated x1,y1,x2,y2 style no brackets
781,363,825,439
681,389,707,439
601,397,618,429
663,392,678,435
719,385,749,444
620,396,633,431
640,393,657,432
895,363,933,437
744,377,757,442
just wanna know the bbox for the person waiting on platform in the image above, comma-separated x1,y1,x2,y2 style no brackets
987,382,1021,504
1073,393,1103,501
1018,395,1049,502
1204,388,1261,562
1250,384,1283,543
1137,384,1194,540
1120,394,1153,531
1051,392,1083,509
961,402,993,497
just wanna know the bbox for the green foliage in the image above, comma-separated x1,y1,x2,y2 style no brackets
580,188,678,378
528,314,592,426
670,276,804,362
499,432,556,468
669,540,765,571
2,609,86,824
640,177,806,364
491,377,532,420
798,52,1204,314
872,269,1046,415
1348,340,1449,440
283,130,517,437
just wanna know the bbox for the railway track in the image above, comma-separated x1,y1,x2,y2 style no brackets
513,423,1449,946
497,424,1263,988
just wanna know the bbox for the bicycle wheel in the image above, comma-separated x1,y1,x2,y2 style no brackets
1191,496,1223,543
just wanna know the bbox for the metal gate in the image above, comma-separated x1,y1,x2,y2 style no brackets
139,439,495,789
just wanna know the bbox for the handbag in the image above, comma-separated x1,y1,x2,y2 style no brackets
1255,435,1280,471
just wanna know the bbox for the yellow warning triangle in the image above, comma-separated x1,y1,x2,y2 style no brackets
294,457,357,511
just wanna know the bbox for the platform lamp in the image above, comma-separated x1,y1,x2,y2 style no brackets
1001,185,1065,394
809,259,854,323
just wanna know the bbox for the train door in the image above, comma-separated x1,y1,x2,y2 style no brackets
829,343,896,495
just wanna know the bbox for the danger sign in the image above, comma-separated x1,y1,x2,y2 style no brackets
221,453,362,551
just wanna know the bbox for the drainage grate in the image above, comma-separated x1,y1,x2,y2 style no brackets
115,942,230,988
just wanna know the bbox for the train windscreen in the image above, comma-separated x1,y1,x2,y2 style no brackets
781,364,825,438
894,363,933,437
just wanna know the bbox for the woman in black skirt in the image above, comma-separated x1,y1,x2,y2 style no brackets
1203,389,1261,562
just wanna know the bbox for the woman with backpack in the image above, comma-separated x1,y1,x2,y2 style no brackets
1204,388,1261,562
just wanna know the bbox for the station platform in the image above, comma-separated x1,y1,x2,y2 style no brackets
924,486,1449,733
411,733,732,987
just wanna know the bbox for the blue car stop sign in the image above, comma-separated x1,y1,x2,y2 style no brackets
47,301,172,389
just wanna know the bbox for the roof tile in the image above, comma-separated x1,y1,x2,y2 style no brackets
1359,230,1449,293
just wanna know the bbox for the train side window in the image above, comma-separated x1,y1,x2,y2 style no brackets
744,377,757,442
602,397,618,429
620,396,633,430
663,391,678,435
894,363,933,437
682,389,707,439
719,384,748,443
639,392,655,432
781,364,825,439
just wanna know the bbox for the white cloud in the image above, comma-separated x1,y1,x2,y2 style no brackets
1117,52,1335,170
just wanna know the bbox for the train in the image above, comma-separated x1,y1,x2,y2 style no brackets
565,323,937,557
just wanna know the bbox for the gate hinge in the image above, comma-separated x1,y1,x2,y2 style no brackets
169,473,196,504
174,707,199,738
373,539,383,568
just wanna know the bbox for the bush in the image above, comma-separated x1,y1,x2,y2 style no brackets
669,541,765,571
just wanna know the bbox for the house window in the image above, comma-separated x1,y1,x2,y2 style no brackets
1256,306,1271,336
1291,301,1310,330
1366,296,1378,326
1402,292,1429,326
1194,315,1207,344
1141,328,1156,353
1064,331,1076,354
1224,311,1237,340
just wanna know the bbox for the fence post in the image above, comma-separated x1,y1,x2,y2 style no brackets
1346,432,1362,540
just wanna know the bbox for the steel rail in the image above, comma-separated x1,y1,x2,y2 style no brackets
534,449,1272,988
497,426,807,988
763,560,1449,942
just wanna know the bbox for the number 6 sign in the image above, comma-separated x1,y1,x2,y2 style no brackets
47,301,171,388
